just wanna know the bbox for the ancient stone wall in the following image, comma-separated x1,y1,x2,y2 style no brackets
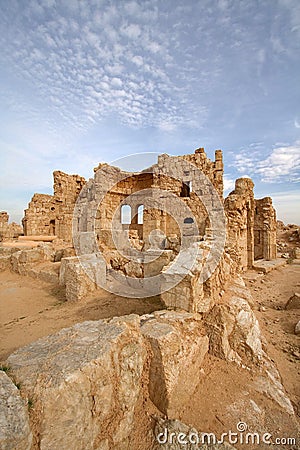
225,179,278,271
254,197,277,260
74,148,223,253
53,171,86,242
225,178,255,271
23,172,85,242
23,194,56,236
22,148,278,273
0,211,23,241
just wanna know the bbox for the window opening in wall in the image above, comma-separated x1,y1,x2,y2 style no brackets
121,204,131,224
184,217,194,224
180,181,191,197
137,205,144,224
50,220,55,235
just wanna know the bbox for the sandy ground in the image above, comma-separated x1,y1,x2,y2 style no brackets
0,270,163,361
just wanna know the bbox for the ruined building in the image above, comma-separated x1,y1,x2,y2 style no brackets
20,147,279,312
2,148,290,450
0,211,22,241
22,171,85,242
23,147,276,273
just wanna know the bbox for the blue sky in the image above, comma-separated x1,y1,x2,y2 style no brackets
0,0,299,224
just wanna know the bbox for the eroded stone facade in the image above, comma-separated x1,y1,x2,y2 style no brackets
20,147,278,307
23,171,85,242
0,211,23,241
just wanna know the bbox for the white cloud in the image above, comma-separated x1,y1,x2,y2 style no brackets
158,121,177,132
111,77,123,87
256,143,300,182
223,175,235,193
233,141,300,183
121,23,141,39
294,118,300,128
132,55,144,66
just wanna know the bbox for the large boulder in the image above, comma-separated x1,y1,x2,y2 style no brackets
141,311,208,415
6,315,147,450
206,276,263,365
60,253,106,301
0,371,32,450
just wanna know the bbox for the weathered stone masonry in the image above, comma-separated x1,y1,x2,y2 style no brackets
23,171,85,242
23,148,276,269
21,148,277,310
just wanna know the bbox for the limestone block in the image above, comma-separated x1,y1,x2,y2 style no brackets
253,355,294,415
206,281,263,365
61,254,106,301
28,262,60,284
141,311,208,415
0,371,32,450
6,316,146,450
0,246,22,256
124,260,143,278
11,245,55,275
295,320,300,335
143,250,173,278
54,246,75,262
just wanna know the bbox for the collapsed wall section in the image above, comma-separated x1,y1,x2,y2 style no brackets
225,178,255,271
23,172,85,242
225,179,278,270
254,197,277,260
0,211,23,241
23,194,56,236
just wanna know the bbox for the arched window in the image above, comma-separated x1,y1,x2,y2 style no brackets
184,217,194,224
121,204,131,224
137,205,144,224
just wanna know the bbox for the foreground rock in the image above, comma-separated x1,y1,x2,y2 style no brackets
7,316,147,450
206,276,263,366
141,311,208,415
0,371,32,450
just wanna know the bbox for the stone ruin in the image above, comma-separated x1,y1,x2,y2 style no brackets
0,211,22,242
22,171,85,242
2,147,295,450
19,147,277,307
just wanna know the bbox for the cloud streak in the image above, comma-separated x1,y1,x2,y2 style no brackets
233,141,300,183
